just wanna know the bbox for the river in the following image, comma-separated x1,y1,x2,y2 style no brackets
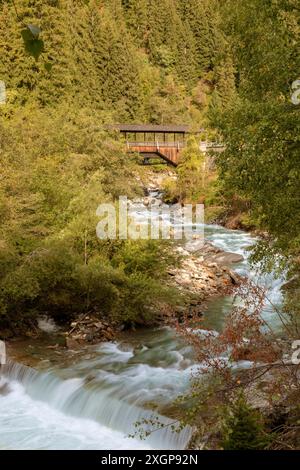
0,215,284,450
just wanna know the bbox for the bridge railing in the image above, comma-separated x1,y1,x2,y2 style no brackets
206,142,224,148
126,141,225,152
127,141,185,149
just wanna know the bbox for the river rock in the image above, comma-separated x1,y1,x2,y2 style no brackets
65,313,117,346
185,239,205,253
204,252,244,266
66,337,81,349
168,247,240,306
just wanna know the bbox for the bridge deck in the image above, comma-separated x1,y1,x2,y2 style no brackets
127,141,224,166
127,142,183,165
109,124,223,166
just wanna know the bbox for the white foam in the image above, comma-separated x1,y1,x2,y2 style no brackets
37,315,59,333
0,381,150,450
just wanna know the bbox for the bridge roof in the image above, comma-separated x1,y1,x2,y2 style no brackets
111,124,197,134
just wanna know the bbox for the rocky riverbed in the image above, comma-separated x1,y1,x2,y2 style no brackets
4,170,244,351
62,174,244,348
167,241,241,310
62,241,242,349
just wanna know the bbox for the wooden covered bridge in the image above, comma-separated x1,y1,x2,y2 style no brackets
112,124,195,166
110,124,224,166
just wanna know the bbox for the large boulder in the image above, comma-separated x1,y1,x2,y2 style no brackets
204,252,244,266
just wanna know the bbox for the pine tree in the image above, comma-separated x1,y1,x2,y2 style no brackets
0,0,79,106
67,1,101,108
222,395,268,450
177,0,219,76
210,53,236,112
122,0,149,47
174,21,198,87
93,6,142,119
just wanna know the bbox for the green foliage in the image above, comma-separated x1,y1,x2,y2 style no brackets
161,177,179,204
112,240,175,277
213,0,300,261
0,104,174,329
21,25,44,60
0,0,231,331
1,0,223,123
222,394,269,450
162,137,207,203
0,1,299,450
208,0,300,329
122,0,223,87
178,0,219,74
3,0,298,335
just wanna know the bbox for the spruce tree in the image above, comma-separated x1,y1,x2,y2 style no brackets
0,0,90,107
174,21,198,87
94,6,141,119
210,53,236,112
122,0,149,47
177,0,219,75
222,395,268,450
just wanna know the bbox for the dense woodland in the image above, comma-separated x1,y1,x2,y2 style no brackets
0,0,300,449
0,0,229,331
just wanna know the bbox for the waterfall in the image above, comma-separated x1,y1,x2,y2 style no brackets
1,359,192,450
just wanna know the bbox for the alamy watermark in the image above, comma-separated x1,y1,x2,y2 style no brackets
291,340,300,365
0,80,6,105
96,196,204,242
291,79,300,105
0,340,6,365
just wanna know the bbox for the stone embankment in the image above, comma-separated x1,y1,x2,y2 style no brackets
169,241,241,300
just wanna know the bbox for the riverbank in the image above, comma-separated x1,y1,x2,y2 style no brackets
1,198,290,451
59,241,241,350
4,243,242,378
1,168,242,348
